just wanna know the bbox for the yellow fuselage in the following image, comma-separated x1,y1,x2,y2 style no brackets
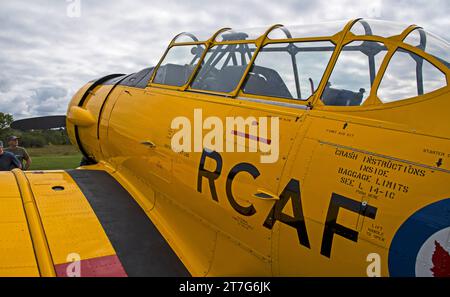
65,77,450,276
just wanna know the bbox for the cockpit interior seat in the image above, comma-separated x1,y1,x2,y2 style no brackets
205,65,247,93
153,63,194,87
322,83,365,106
243,65,293,99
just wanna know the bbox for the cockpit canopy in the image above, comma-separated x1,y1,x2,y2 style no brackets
150,19,449,107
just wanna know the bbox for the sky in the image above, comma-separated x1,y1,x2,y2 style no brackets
0,0,448,119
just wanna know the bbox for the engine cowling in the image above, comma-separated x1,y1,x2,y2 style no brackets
66,74,126,163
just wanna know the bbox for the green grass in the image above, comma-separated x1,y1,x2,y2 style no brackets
27,145,82,170
27,145,80,157
30,155,82,170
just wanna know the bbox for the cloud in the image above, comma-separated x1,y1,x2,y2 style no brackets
0,0,448,119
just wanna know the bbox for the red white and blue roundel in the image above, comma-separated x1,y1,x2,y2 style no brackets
389,198,450,277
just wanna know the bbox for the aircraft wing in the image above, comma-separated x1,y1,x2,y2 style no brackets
0,168,190,277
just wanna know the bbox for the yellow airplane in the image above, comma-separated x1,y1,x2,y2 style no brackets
2,18,450,277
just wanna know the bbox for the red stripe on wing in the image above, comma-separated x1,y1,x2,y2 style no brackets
55,255,127,277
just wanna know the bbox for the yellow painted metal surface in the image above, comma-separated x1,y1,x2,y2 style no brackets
0,170,120,276
67,106,96,127
12,169,56,276
24,171,116,265
0,172,39,276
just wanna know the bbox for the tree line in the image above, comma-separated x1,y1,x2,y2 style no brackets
0,112,71,147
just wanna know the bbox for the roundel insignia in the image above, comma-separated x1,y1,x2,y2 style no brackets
389,198,450,277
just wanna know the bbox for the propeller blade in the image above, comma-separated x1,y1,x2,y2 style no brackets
11,115,67,130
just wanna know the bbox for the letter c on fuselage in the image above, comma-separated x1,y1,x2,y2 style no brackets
226,163,259,216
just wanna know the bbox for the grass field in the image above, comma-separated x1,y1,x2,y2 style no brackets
27,145,82,170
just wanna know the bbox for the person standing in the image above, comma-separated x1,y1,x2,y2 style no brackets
0,141,22,171
5,136,32,170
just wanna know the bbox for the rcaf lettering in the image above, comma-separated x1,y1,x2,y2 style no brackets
226,163,259,216
197,149,222,202
197,149,378,257
263,179,310,248
321,194,377,258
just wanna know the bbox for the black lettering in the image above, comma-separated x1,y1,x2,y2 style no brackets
320,193,377,258
263,179,310,248
197,149,222,202
226,163,259,216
